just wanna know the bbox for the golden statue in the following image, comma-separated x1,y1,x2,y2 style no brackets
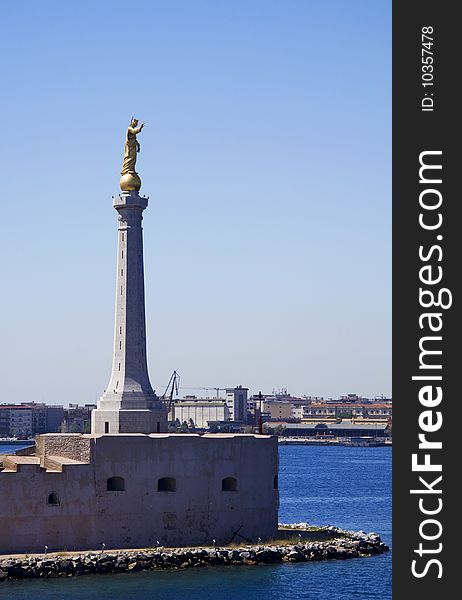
120,118,144,192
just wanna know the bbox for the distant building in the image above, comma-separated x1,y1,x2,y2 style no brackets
170,386,251,428
225,386,248,422
302,404,337,418
0,403,64,438
266,420,389,438
361,404,392,418
170,397,228,429
290,404,303,420
46,405,65,432
247,395,259,419
302,403,392,419
0,410,8,437
248,391,306,422
6,406,33,438
262,400,293,421
244,394,393,425
61,404,96,433
338,394,364,403
31,404,47,434
302,396,326,403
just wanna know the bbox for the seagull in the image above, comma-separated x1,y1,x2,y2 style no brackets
44,545,48,555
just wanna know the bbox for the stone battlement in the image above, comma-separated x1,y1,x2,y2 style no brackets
35,434,92,465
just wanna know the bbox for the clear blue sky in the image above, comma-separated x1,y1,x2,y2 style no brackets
1,0,391,405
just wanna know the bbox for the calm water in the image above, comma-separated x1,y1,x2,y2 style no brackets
2,445,391,600
0,443,34,454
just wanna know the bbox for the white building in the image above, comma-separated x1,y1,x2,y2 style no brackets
302,404,337,418
172,397,229,428
290,404,304,420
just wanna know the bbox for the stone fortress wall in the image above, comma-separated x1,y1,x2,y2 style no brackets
0,433,278,554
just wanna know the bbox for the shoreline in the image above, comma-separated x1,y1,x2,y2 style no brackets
278,437,392,446
0,525,389,582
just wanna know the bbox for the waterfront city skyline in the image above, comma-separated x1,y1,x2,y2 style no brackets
1,0,391,405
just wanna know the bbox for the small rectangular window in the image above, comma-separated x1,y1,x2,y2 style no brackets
120,286,123,295
118,362,121,371
122,233,124,242
105,422,109,434
119,341,122,349
121,269,124,276
121,250,124,258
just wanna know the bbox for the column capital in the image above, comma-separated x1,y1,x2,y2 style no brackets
113,190,149,211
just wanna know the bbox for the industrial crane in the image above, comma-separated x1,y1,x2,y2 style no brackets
160,370,180,414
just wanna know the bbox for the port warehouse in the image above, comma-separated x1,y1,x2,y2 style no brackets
265,421,389,438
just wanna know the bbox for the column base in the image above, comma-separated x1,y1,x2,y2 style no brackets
91,408,168,435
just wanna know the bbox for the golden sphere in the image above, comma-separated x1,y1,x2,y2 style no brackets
120,172,142,192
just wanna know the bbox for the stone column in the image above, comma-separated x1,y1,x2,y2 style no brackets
91,191,167,434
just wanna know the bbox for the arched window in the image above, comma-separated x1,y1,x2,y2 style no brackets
47,491,60,505
222,477,238,492
273,475,278,489
157,477,176,492
107,476,125,491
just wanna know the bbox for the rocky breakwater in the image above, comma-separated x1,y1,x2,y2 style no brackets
0,526,389,582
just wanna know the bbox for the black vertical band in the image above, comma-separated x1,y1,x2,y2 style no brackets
393,2,458,596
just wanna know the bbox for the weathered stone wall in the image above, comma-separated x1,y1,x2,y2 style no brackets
0,459,96,553
0,433,278,554
35,434,92,464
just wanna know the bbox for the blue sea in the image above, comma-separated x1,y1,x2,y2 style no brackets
0,444,35,454
1,445,391,600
